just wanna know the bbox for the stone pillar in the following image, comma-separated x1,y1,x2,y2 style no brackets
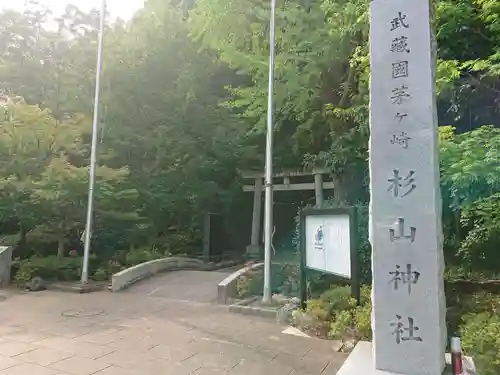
247,177,262,258
314,173,324,207
369,1,447,375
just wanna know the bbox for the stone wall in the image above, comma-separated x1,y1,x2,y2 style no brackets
111,257,208,292
0,246,13,288
217,262,264,304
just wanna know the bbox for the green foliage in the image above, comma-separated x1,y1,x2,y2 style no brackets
190,0,370,198
445,266,500,282
15,256,84,283
438,290,500,375
0,100,142,259
236,269,262,299
0,0,499,301
102,0,248,238
439,126,500,270
92,267,110,282
235,263,301,298
436,0,500,128
459,193,500,269
125,246,163,267
0,101,82,241
151,230,200,257
461,312,500,375
440,126,500,210
0,1,248,267
305,285,371,341
13,253,109,283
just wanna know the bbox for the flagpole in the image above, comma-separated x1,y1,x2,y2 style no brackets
262,0,277,304
81,0,106,284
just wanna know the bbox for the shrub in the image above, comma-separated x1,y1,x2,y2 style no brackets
152,229,199,257
307,285,358,318
92,267,110,282
458,193,500,271
235,263,302,299
124,246,163,266
15,256,82,282
446,289,500,336
461,312,500,375
304,285,372,341
14,255,101,283
236,269,262,298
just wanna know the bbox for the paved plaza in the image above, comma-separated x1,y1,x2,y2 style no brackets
0,271,346,375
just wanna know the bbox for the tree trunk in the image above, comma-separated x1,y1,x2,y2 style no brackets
333,175,348,203
57,237,65,257
19,223,27,248
332,166,369,204
454,209,461,241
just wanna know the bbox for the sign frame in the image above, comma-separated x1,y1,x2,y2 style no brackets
299,207,361,308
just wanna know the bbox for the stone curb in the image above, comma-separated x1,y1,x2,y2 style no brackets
111,257,239,292
47,282,106,294
228,296,278,320
217,262,265,305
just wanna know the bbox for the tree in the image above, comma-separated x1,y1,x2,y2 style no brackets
189,0,370,202
0,100,81,250
0,1,252,259
0,98,140,257
100,0,251,242
440,125,500,209
436,0,500,130
0,3,104,118
439,125,500,265
30,157,139,257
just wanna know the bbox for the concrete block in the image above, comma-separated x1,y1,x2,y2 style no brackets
0,246,13,288
216,262,264,304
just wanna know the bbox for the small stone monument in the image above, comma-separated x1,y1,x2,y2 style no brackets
336,0,475,374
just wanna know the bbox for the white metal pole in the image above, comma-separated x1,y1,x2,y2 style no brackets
262,0,277,304
81,0,106,284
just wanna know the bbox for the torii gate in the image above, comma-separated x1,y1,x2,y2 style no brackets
240,168,335,257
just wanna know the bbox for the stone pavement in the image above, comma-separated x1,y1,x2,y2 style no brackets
0,278,346,375
122,270,233,302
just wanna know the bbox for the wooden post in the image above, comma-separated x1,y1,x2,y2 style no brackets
250,177,263,248
314,172,324,207
202,213,211,263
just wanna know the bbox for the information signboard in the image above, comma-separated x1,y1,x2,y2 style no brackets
299,208,360,307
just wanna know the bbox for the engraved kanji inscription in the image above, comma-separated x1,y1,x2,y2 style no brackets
392,61,409,79
391,85,411,105
390,12,409,31
387,169,416,197
390,132,411,148
395,112,408,122
388,264,420,294
389,218,416,243
390,315,423,344
391,36,410,53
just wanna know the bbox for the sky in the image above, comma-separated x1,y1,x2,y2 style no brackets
0,0,145,20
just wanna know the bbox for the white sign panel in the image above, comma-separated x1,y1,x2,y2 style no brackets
305,214,351,278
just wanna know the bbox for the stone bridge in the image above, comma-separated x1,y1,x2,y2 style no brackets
122,268,235,303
